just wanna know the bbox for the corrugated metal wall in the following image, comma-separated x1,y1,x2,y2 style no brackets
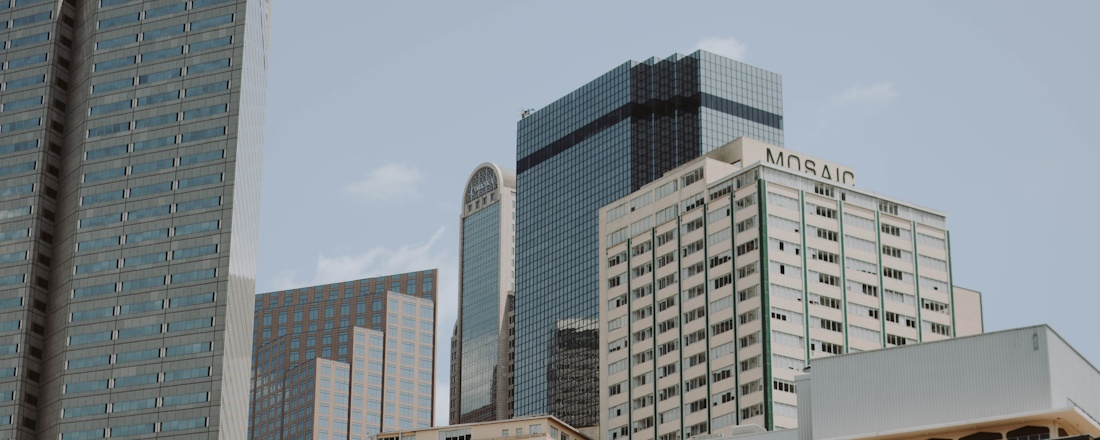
1045,329,1100,427
809,326,1054,439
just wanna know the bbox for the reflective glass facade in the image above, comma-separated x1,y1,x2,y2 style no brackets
451,164,516,424
460,204,500,412
513,51,783,427
0,0,270,438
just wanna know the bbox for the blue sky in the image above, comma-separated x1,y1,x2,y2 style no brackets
256,1,1099,422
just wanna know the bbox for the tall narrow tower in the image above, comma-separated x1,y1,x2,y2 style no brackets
451,163,516,424
0,0,270,438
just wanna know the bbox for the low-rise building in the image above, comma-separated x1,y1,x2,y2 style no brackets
376,415,590,440
706,325,1099,440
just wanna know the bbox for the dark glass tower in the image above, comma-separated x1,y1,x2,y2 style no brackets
513,51,784,427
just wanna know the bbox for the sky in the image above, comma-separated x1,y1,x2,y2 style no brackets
255,1,1100,423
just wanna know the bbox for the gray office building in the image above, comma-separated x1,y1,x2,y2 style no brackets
0,0,270,438
450,164,516,424
513,51,783,428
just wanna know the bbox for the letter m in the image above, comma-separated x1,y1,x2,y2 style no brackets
766,148,785,166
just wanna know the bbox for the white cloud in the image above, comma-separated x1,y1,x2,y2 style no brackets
694,37,748,61
270,227,459,424
833,82,898,106
345,163,424,200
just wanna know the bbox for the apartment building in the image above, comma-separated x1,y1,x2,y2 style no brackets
598,137,982,438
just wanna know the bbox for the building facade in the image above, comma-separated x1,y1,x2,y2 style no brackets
792,325,1098,440
249,271,438,439
514,50,785,428
450,164,516,424
377,415,590,440
598,138,983,439
705,325,1098,440
0,0,270,438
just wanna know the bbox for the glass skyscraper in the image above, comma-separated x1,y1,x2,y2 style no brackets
513,51,784,428
0,0,270,438
450,163,516,424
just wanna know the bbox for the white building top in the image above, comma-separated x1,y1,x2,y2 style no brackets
797,325,1100,440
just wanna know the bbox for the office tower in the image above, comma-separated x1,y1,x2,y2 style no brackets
514,50,784,427
249,271,438,439
598,138,983,438
450,163,516,424
0,0,270,438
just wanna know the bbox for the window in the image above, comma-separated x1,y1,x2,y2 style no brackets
881,223,902,237
143,25,185,41
187,58,230,75
924,321,951,336
811,204,837,219
812,339,843,354
921,298,949,314
191,14,233,31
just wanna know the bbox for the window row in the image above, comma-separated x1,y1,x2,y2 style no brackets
65,341,212,369
81,172,223,206
62,417,207,440
72,267,218,299
91,58,231,95
93,36,233,73
95,13,234,51
78,195,224,229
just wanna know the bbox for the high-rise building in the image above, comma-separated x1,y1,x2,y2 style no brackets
514,50,784,427
0,0,270,438
450,164,516,424
249,271,438,439
598,138,983,439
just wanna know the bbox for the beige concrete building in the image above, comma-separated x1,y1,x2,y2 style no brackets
598,138,983,439
375,415,590,440
706,325,1099,440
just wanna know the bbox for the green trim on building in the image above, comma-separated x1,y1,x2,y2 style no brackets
701,197,714,428
674,214,685,438
910,220,923,343
623,236,635,438
836,200,851,353
947,230,957,337
757,181,774,431
874,211,887,346
647,228,659,438
798,191,813,361
729,189,743,428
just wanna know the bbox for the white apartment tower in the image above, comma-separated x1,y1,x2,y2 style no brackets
598,138,983,439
